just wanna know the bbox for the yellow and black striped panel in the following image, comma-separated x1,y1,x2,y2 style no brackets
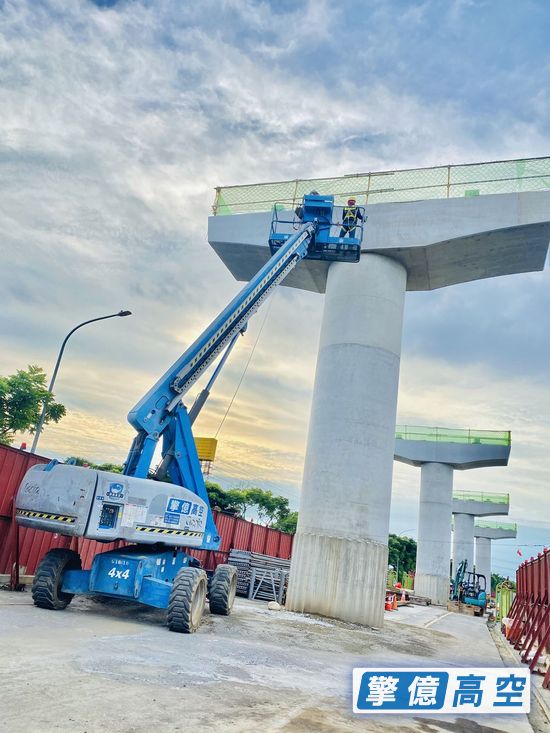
16,508,76,524
135,525,203,538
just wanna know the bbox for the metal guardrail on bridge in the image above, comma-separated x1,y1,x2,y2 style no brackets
213,156,550,215
474,520,517,531
395,425,511,446
452,491,509,505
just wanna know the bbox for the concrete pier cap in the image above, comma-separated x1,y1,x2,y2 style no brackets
452,489,510,517
208,157,550,627
209,190,550,293
474,520,518,540
474,521,517,588
394,426,511,470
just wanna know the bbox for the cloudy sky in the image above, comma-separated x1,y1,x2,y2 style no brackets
2,0,549,576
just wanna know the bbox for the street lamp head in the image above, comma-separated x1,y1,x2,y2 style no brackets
118,310,132,317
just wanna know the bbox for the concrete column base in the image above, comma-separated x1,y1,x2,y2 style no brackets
414,573,449,607
286,532,388,627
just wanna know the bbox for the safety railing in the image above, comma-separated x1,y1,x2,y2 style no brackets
212,156,550,215
505,549,550,688
395,425,511,446
270,204,366,243
474,520,517,532
453,491,509,505
495,581,514,622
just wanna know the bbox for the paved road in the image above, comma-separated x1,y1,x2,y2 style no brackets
0,592,541,732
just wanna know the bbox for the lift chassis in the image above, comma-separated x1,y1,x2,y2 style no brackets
16,194,363,631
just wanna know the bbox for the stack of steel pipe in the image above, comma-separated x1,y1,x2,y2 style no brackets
228,549,291,600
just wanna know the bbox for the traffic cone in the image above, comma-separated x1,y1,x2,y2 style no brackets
401,589,406,602
385,595,393,611
392,594,398,611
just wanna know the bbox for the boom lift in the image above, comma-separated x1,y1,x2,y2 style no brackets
15,194,363,632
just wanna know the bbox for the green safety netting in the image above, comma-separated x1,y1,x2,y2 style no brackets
394,425,511,446
452,491,509,504
474,520,517,531
212,156,550,215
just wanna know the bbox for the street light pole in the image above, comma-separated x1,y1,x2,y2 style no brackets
29,310,132,454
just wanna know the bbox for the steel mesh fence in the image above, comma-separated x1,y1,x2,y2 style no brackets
453,490,509,504
212,156,550,215
395,425,511,446
474,520,517,531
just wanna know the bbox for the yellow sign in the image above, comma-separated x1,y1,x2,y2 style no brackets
194,437,218,462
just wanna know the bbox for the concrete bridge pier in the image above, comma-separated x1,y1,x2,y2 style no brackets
415,462,454,605
394,434,511,605
453,513,475,571
209,179,549,626
475,536,492,587
451,492,511,576
474,521,518,590
285,253,407,627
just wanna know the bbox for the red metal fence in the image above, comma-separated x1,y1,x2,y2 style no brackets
505,549,550,688
0,444,294,582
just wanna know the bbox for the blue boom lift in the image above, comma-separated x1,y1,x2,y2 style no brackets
15,194,364,632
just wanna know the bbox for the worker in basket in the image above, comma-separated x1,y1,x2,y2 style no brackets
339,197,363,238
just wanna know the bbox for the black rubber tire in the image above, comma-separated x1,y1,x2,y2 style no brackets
32,548,82,610
209,564,237,615
167,567,207,633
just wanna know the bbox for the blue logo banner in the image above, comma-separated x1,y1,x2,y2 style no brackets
352,668,530,714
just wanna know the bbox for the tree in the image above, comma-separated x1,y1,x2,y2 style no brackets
0,365,66,445
491,572,516,593
225,488,262,517
205,482,295,528
246,487,290,525
388,534,417,577
66,456,123,473
273,511,298,534
205,481,240,514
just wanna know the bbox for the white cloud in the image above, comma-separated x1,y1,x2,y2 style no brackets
2,0,549,578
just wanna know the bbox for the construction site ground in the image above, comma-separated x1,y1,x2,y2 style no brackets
0,590,549,733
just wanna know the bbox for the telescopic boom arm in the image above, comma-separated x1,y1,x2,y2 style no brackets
124,221,317,477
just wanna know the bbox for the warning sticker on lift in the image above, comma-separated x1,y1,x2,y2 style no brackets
164,512,181,526
121,503,147,528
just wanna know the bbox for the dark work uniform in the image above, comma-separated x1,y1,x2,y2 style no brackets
339,205,363,238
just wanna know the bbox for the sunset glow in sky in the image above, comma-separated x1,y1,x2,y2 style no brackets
2,0,550,575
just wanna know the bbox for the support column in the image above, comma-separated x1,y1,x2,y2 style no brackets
475,536,492,590
286,254,407,627
453,513,475,574
414,463,453,605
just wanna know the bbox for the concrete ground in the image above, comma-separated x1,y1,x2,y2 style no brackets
0,591,548,733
